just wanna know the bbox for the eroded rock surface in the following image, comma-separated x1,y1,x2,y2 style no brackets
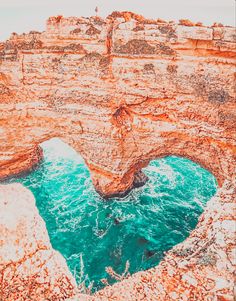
0,12,235,197
0,183,78,301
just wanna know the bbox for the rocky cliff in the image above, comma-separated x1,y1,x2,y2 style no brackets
0,11,235,300
0,11,235,197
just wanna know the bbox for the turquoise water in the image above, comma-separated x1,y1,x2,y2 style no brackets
8,138,217,291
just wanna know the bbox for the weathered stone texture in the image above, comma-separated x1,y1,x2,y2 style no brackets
0,183,78,301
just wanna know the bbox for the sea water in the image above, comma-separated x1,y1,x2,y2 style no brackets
8,138,217,291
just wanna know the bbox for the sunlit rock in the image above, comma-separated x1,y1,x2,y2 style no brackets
0,183,78,300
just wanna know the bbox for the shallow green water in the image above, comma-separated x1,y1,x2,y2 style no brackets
8,138,217,291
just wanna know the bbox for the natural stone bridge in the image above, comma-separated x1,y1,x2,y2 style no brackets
0,11,235,301
0,12,235,197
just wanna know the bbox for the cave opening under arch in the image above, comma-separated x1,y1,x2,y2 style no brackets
7,137,217,292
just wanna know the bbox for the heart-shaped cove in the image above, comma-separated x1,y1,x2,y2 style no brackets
9,138,217,292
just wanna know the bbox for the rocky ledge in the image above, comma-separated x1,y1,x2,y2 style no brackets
0,183,78,300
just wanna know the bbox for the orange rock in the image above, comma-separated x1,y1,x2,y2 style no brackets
0,13,235,299
179,19,195,26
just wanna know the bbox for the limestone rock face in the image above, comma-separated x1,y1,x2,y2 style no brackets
0,183,78,301
0,12,235,197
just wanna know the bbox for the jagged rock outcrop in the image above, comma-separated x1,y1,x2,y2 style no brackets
0,183,78,300
0,11,235,197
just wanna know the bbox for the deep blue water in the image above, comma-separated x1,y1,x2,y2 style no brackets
8,138,217,291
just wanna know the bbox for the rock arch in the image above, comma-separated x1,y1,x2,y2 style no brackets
0,13,235,198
